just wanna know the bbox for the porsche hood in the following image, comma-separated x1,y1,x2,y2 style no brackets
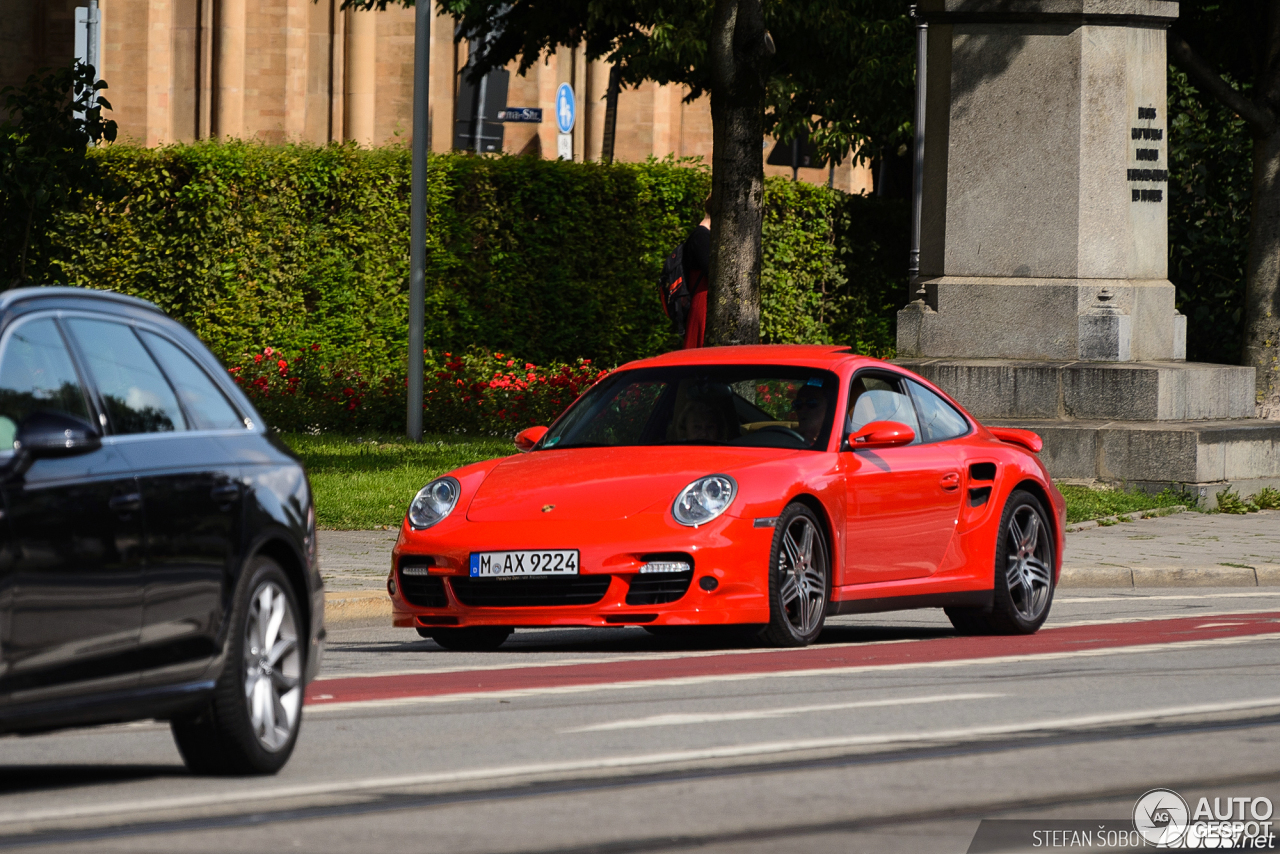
465,446,797,522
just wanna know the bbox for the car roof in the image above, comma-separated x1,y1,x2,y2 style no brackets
0,286,165,317
622,344,878,372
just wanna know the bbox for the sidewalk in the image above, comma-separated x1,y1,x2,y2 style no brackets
317,508,1280,620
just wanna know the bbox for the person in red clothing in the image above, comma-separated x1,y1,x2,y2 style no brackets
681,196,712,349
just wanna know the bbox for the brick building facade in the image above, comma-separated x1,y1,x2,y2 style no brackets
0,0,870,192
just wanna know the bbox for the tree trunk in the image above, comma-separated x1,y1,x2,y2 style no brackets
1244,129,1280,418
601,64,621,166
706,0,767,347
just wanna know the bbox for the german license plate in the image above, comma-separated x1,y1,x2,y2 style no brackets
469,550,579,577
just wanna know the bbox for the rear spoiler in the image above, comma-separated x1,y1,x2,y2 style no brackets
989,427,1043,454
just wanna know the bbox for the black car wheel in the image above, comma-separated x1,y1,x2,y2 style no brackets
946,488,1055,635
171,556,305,775
429,626,513,651
760,503,830,647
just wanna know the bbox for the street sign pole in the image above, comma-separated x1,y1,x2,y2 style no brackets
407,0,430,442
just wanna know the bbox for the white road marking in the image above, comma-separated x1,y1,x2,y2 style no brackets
6,695,1280,830
561,692,1001,733
1055,592,1280,603
307,633,1280,713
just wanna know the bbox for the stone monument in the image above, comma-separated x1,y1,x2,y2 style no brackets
896,0,1280,506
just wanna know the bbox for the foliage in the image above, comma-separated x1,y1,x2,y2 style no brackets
0,62,116,287
31,143,903,401
1057,485,1187,524
282,432,514,529
414,0,914,167
1214,488,1257,515
1167,68,1252,365
1252,486,1280,510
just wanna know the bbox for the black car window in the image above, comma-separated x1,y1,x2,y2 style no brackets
845,372,920,442
907,379,971,443
65,318,187,434
0,318,92,450
139,331,243,431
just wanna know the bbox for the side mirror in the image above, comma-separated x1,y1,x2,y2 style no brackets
846,420,915,450
513,425,549,453
4,411,102,480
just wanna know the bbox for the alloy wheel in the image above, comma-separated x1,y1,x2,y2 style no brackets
243,580,302,752
777,515,826,637
1005,505,1052,622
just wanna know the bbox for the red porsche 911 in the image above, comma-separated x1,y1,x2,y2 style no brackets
388,345,1065,650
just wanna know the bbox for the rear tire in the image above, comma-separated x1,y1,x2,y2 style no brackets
429,626,512,651
172,556,305,775
759,503,830,648
945,489,1055,636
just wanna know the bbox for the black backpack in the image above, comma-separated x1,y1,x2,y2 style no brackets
658,243,697,336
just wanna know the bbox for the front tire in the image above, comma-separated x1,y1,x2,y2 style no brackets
760,503,830,647
172,556,305,775
946,489,1055,635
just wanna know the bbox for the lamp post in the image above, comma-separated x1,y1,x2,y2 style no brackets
407,0,430,441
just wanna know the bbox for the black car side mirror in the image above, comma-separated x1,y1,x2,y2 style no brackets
3,411,102,481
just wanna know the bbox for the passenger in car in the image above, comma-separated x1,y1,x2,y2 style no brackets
673,398,727,443
788,385,828,445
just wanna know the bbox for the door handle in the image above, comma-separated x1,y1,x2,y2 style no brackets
109,492,143,513
211,482,241,504
940,472,960,491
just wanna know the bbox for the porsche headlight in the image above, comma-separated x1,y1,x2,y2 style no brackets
673,474,737,527
408,477,460,529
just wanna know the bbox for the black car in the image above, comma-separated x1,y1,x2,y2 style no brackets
0,287,323,775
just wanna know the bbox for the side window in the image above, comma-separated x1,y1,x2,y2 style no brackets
907,380,970,443
0,318,92,451
64,318,187,435
846,373,920,441
139,331,244,430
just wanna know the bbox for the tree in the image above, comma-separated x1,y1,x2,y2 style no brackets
1169,1,1280,417
340,0,913,347
0,62,117,289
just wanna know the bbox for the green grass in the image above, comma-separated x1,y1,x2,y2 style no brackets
285,434,1193,529
282,433,514,529
1058,484,1186,524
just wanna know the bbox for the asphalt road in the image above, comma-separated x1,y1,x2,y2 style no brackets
3,589,1279,854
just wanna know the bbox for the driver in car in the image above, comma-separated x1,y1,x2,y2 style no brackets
787,384,828,445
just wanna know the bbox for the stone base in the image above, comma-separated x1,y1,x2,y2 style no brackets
987,418,1280,505
897,278,1184,362
896,358,1256,421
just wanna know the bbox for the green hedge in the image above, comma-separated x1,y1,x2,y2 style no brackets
25,143,903,382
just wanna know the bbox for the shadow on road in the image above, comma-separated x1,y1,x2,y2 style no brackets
323,623,958,658
0,764,187,795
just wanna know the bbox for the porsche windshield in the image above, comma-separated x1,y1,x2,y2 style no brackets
540,365,839,451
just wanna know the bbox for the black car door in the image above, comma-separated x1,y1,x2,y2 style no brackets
62,317,245,686
0,315,145,703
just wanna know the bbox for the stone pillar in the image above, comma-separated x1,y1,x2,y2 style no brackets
215,0,245,138
344,6,375,146
900,0,1184,363
895,0,1280,506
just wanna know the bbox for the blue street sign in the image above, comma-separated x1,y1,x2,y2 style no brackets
555,83,575,134
498,107,542,123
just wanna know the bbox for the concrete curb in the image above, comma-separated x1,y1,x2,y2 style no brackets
1063,504,1188,533
325,591,392,625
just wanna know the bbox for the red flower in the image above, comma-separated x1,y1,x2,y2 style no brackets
311,343,321,351
228,366,242,374
264,347,274,356
254,354,263,363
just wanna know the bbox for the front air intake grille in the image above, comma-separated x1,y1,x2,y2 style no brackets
626,570,693,605
399,571,448,608
449,576,612,608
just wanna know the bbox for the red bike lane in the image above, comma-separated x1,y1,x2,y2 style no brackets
306,612,1280,707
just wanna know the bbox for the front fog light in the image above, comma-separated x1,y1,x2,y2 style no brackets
673,475,737,527
639,560,691,574
408,477,460,529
